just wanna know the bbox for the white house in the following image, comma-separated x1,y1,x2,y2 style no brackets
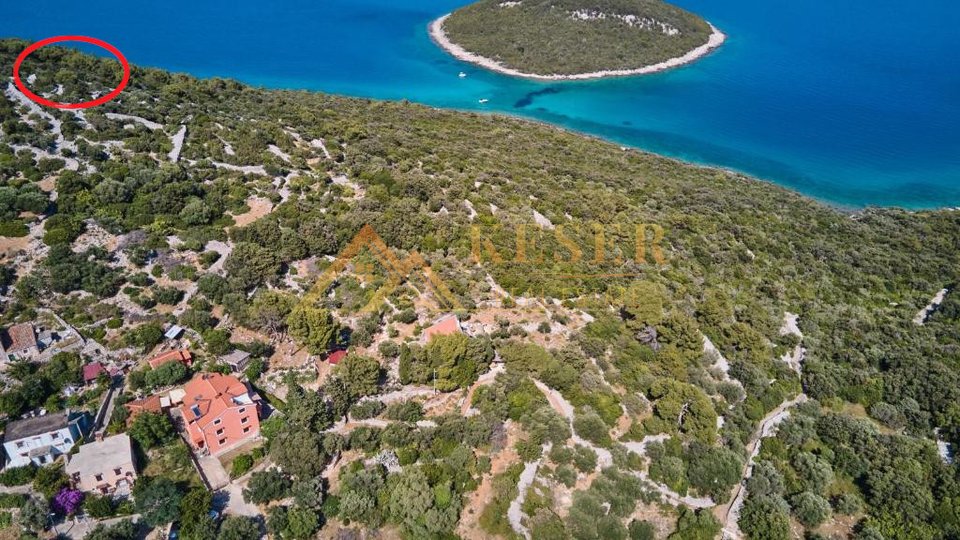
2,410,88,468
66,434,138,496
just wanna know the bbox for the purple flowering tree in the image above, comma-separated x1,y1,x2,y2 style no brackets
52,487,84,516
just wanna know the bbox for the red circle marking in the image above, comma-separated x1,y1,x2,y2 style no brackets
13,36,130,110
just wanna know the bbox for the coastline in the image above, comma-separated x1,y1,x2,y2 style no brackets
428,14,726,81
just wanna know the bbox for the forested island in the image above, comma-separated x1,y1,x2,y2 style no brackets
433,0,725,80
0,38,959,540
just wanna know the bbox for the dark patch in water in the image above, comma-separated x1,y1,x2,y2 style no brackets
623,121,633,126
514,87,562,108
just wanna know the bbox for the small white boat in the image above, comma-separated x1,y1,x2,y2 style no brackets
478,98,489,104
458,72,467,78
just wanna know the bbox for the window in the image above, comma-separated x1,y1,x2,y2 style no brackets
114,468,122,476
95,474,103,481
216,428,224,436
15,442,23,448
213,418,222,425
218,438,227,446
240,416,248,424
242,427,250,434
238,407,246,414
51,433,60,440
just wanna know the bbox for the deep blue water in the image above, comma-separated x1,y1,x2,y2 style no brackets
3,0,959,208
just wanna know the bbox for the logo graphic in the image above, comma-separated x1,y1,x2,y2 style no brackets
302,224,462,313
470,222,666,273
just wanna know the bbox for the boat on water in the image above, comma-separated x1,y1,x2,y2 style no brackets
478,98,489,104
458,72,467,78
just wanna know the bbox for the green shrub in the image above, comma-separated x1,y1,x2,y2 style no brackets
791,491,831,528
0,493,25,509
0,465,36,486
516,439,543,462
350,400,385,420
572,445,598,473
573,408,612,447
629,520,655,540
232,454,255,478
0,220,28,237
84,494,115,519
378,340,400,358
384,400,424,423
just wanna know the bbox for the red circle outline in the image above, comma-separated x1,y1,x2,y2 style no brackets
13,36,130,110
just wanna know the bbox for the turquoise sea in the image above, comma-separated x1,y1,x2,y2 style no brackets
2,0,959,208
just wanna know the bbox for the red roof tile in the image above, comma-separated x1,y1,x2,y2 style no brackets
125,394,163,415
423,315,461,342
147,349,193,370
179,373,262,455
179,373,257,429
5,323,36,352
327,350,348,365
82,362,107,383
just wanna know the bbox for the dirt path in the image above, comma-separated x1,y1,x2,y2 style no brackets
532,380,612,468
310,138,332,159
721,393,809,539
356,386,436,406
268,144,292,162
229,196,274,227
532,379,713,509
460,363,504,416
105,113,163,130
703,333,743,390
325,418,437,435
6,82,82,170
721,312,809,538
456,421,520,539
914,288,949,325
204,240,233,276
779,312,805,374
507,443,551,539
209,161,267,175
617,436,714,509
218,458,273,518
168,125,187,162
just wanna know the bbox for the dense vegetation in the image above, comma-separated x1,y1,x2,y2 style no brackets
441,0,715,75
1,38,959,539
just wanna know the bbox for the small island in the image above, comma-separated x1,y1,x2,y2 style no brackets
431,0,725,80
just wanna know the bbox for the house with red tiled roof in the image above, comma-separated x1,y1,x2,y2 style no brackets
146,350,193,370
179,373,262,456
2,323,39,360
422,314,462,343
124,395,164,426
327,350,348,365
82,362,107,385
